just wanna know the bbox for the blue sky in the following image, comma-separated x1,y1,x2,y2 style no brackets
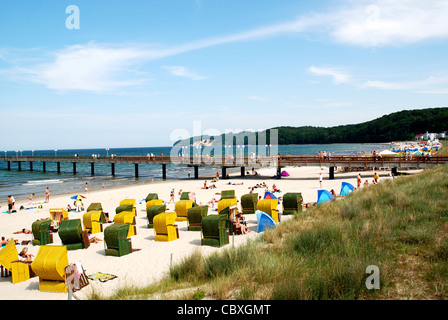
1,0,448,150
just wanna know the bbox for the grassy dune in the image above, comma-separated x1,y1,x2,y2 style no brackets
90,162,448,300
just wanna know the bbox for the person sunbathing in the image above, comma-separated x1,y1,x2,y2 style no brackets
18,247,34,262
13,228,32,234
88,234,103,243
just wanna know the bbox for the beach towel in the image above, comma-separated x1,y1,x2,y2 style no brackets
88,272,118,283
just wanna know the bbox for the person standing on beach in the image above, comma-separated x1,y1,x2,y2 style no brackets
45,187,50,203
319,173,323,188
373,172,379,183
7,195,14,214
28,193,35,205
168,188,175,203
357,174,362,188
85,182,88,193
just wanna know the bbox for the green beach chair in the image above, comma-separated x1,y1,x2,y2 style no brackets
58,219,90,250
221,190,236,200
187,205,209,231
180,192,191,200
201,214,230,247
145,193,159,202
115,204,134,215
241,193,258,214
282,193,302,215
87,202,103,213
31,219,53,246
147,205,166,228
104,223,132,257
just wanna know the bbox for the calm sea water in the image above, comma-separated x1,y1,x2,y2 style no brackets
0,143,388,201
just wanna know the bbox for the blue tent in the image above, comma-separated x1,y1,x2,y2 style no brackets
317,189,334,204
264,191,279,204
340,182,355,196
255,210,277,233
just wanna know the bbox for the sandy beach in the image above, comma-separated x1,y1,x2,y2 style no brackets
0,165,396,300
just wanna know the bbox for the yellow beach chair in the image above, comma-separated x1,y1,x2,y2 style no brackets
146,199,163,210
257,199,280,223
82,210,105,234
218,198,238,220
31,245,69,293
0,240,34,284
49,208,69,230
154,212,179,242
175,200,193,222
114,211,137,237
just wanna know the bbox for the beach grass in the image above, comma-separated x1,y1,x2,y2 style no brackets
87,163,448,300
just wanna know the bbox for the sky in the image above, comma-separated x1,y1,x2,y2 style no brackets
1,0,448,150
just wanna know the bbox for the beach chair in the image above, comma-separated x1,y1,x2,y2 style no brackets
145,193,159,202
49,208,69,230
87,202,103,213
31,245,69,293
87,202,110,222
82,210,105,234
146,198,163,210
282,193,302,215
58,219,90,250
201,214,230,247
180,192,191,200
0,240,35,284
187,205,209,231
147,205,166,228
153,212,179,242
221,190,236,200
116,199,136,216
175,199,194,222
114,211,137,237
104,223,133,257
218,198,238,220
31,219,53,246
241,193,258,214
65,261,89,293
257,199,280,223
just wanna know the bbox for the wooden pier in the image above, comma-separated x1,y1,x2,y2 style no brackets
2,154,447,180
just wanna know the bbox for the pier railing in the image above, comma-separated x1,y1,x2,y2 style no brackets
3,154,448,168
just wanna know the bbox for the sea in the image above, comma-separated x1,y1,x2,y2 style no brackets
0,143,389,201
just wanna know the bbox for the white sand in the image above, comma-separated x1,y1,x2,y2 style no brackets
0,165,391,300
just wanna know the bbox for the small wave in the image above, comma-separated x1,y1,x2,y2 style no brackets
22,179,66,186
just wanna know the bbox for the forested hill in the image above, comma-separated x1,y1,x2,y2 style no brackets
174,107,448,146
274,107,448,144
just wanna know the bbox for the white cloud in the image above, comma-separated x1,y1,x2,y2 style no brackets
308,66,351,84
163,66,207,80
10,43,151,93
361,75,448,93
323,0,448,47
